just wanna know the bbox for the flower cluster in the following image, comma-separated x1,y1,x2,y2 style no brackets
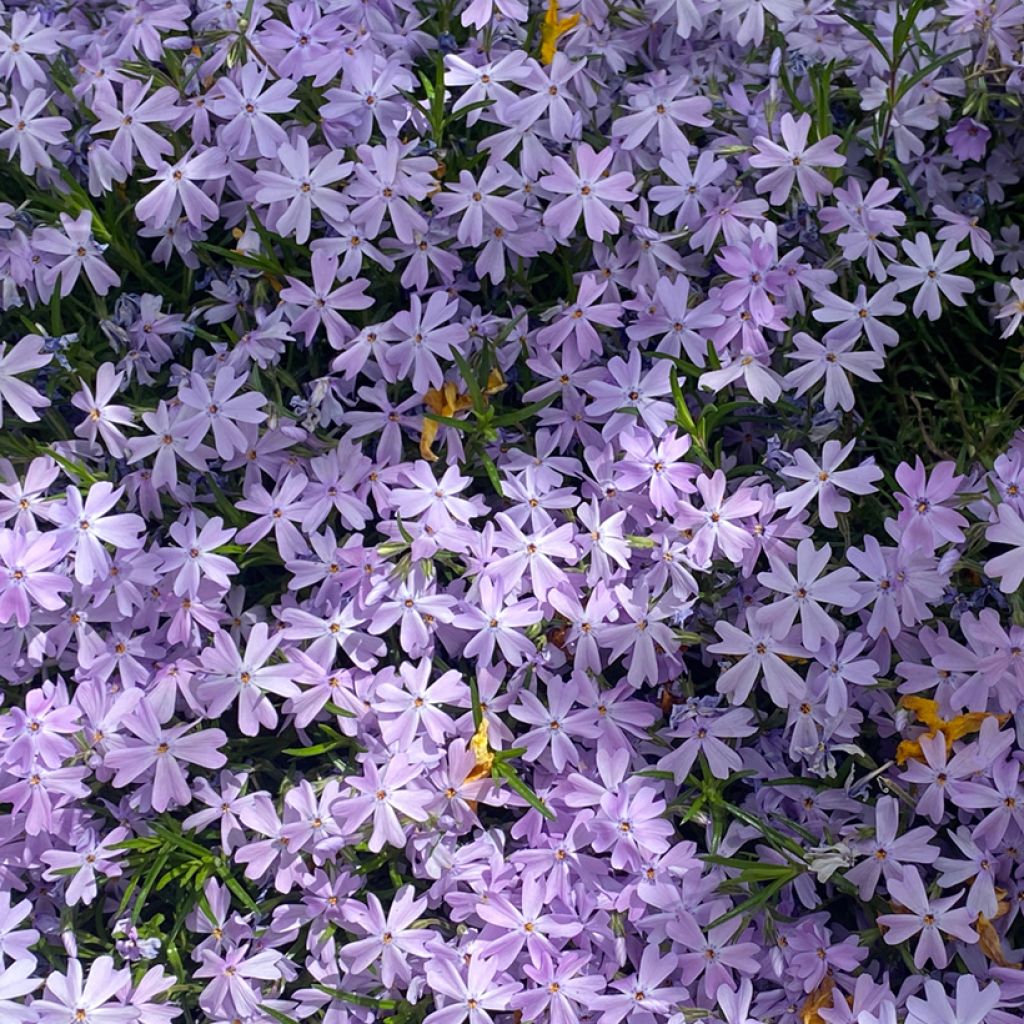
0,2,1023,1024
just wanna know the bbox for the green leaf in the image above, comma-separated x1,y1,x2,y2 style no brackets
313,984,399,1011
450,348,486,413
47,449,104,486
707,869,801,929
423,410,470,432
130,848,171,925
480,452,504,497
215,865,260,913
894,49,972,105
324,701,356,718
892,0,929,59
197,243,282,275
282,739,345,757
493,746,528,761
492,761,556,820
260,1006,301,1024
468,675,484,730
491,393,557,427
834,11,889,65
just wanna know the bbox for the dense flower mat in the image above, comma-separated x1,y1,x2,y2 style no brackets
1,1,1024,1024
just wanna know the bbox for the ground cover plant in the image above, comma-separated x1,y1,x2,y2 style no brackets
2,0,1024,1023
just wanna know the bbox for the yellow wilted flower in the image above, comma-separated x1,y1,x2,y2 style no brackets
800,977,835,1024
900,696,944,731
539,0,579,65
485,367,506,395
976,912,1017,968
466,717,494,783
895,696,1009,765
419,369,506,462
420,382,474,462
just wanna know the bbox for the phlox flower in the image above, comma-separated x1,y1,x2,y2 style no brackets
254,136,352,244
280,251,371,347
757,539,860,652
674,918,759,999
92,78,179,170
0,893,38,965
537,274,623,362
478,876,582,969
0,12,62,91
699,352,782,404
675,471,762,566
126,401,215,491
136,147,231,228
775,439,882,528
71,362,134,456
0,528,69,627
0,88,70,174
715,979,762,1024
905,977,1000,1024
504,54,585,144
195,624,299,736
996,277,1024,337
602,583,681,688
384,291,469,394
433,163,522,248
613,73,711,152
454,576,543,668
373,659,463,747
423,955,521,1024
487,512,577,602
749,113,844,205
946,116,990,161
207,62,297,159
195,945,284,1018
888,232,975,320
811,282,901,354
0,959,40,1023
35,211,120,297
877,867,977,969
576,497,631,581
0,335,51,426
512,952,606,1024
934,827,1000,919
182,771,250,853
347,138,436,243
339,886,438,988
460,0,527,28
585,348,674,440
845,797,939,899
892,458,968,551
177,367,268,460
591,946,686,1024
809,635,879,718
1,679,80,770
509,674,600,771
160,515,238,597
658,705,756,782
33,957,135,1024
51,482,145,586
41,827,129,906
783,332,884,412
333,755,431,853
104,698,228,811
0,455,59,530
707,612,806,708
540,142,637,242
983,501,1024,593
